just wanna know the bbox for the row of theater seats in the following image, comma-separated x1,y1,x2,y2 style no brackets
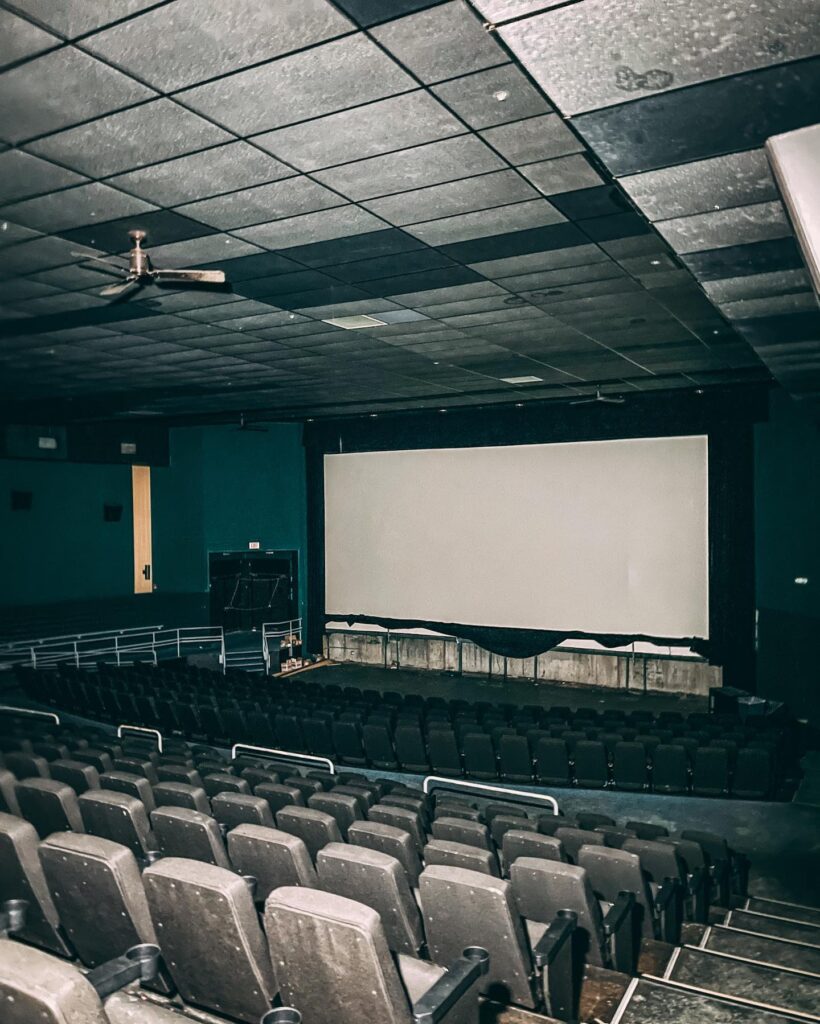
18,662,791,799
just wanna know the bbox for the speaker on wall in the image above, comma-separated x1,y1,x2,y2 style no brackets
11,490,32,511
103,503,123,522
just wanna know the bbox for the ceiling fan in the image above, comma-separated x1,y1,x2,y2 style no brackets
72,229,227,301
235,414,268,433
570,388,626,406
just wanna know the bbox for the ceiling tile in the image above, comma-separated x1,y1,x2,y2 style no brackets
573,59,820,176
107,142,293,206
284,228,424,268
620,149,778,221
178,34,413,137
0,46,155,144
360,265,482,297
0,234,96,275
405,198,565,245
254,90,464,172
479,113,583,164
234,205,386,250
720,292,819,321
84,0,353,91
6,0,164,39
234,269,337,300
656,200,791,254
499,262,626,293
313,134,505,200
577,212,649,241
0,181,157,232
702,269,811,304
333,1,443,28
143,234,263,265
0,9,59,68
330,248,457,283
371,1,504,84
439,221,587,263
363,169,537,225
26,98,232,177
519,154,603,195
501,0,819,115
0,149,88,204
679,236,806,281
549,185,632,221
61,210,214,253
469,243,607,278
472,1,568,19
432,63,551,128
176,177,344,230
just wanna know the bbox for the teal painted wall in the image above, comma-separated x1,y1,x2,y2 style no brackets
0,422,307,629
755,387,820,719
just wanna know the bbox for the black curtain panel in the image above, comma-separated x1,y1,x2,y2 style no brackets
304,385,767,687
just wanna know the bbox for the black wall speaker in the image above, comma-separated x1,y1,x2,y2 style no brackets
11,490,32,511
103,503,124,522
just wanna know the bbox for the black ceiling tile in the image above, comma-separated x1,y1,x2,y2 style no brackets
196,251,304,281
363,265,484,298
60,210,215,254
731,310,820,347
679,236,807,281
233,270,337,300
283,228,426,268
572,58,820,176
329,248,458,283
0,149,88,204
577,212,650,242
286,284,373,310
438,221,588,263
549,185,632,221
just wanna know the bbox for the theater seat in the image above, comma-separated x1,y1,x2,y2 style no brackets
502,830,566,872
431,816,493,852
368,803,427,853
49,759,100,795
212,792,275,830
227,824,318,902
0,767,21,815
151,780,207,813
151,807,230,867
277,805,342,861
578,844,656,939
348,819,423,888
16,778,85,837
79,791,156,860
308,791,363,837
424,838,500,877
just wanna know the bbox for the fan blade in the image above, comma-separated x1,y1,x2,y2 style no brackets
99,278,141,299
71,251,129,275
569,398,596,405
600,396,625,404
152,269,226,284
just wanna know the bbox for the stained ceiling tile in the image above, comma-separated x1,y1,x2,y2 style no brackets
176,177,344,231
656,200,791,254
372,1,504,84
499,262,626,293
501,0,819,115
0,46,155,144
26,99,232,177
254,90,464,172
702,269,811,304
0,181,157,232
0,9,59,68
234,206,386,251
519,154,603,195
107,142,294,207
719,292,818,321
469,243,607,278
178,34,413,137
7,0,164,39
406,198,565,245
313,134,505,200
0,149,88,204
479,113,583,165
84,0,353,91
432,63,552,128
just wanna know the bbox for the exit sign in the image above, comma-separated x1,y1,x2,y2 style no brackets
248,541,260,549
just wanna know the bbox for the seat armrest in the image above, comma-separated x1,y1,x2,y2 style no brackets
87,943,161,999
412,946,489,1024
686,866,709,923
603,891,636,974
0,899,27,938
656,877,683,944
533,911,578,1022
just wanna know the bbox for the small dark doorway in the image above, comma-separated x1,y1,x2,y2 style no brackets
209,550,298,632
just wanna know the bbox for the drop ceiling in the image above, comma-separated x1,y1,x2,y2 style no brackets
0,0,817,422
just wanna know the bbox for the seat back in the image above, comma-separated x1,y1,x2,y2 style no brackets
0,941,107,1024
622,838,685,885
276,806,342,861
424,838,500,877
502,830,565,870
308,792,362,837
348,820,423,887
255,782,304,816
265,886,413,1024
151,807,230,867
99,770,156,813
48,760,100,795
431,816,492,852
0,767,21,815
144,857,276,1022
203,772,250,798
578,844,655,938
0,811,71,955
78,790,155,858
227,825,318,902
152,780,210,812
420,864,535,1008
212,792,275,830
511,857,606,967
554,826,605,863
5,751,50,779
368,804,426,852
16,778,84,838
317,842,424,955
39,831,156,966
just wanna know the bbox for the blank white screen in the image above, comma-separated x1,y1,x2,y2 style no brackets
324,435,709,639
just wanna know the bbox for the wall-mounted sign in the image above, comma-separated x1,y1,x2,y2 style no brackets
248,541,261,549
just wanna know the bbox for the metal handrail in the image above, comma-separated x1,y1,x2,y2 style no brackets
230,742,334,774
0,705,60,725
2,625,165,653
422,776,559,815
117,724,164,753
261,618,302,673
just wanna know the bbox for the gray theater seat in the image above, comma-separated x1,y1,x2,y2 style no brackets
490,813,535,849
266,886,485,1024
502,830,566,872
0,767,21,815
16,778,85,838
424,838,500,877
151,781,209,813
99,771,156,814
255,782,304,816
78,790,156,859
228,825,318,902
578,844,656,939
0,941,108,1024
368,803,426,853
277,806,342,862
0,811,71,955
317,842,424,955
49,759,100,795
308,791,362,837
554,827,605,863
40,831,158,967
156,763,204,787
212,792,275,830
348,819,423,887
112,758,159,786
6,751,50,779
150,806,230,867
202,772,251,798
144,857,277,1023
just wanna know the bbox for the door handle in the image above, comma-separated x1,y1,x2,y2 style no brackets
142,564,151,581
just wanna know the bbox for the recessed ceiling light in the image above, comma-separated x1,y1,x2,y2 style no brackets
515,402,524,408
501,375,543,384
322,314,387,329
650,259,661,266
439,408,447,413
369,413,378,418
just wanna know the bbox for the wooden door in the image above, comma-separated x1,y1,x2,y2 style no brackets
132,465,153,593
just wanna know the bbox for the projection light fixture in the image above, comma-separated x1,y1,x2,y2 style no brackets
794,577,809,585
322,314,387,329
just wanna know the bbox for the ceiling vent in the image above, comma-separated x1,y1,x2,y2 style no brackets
501,375,543,384
322,314,387,329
